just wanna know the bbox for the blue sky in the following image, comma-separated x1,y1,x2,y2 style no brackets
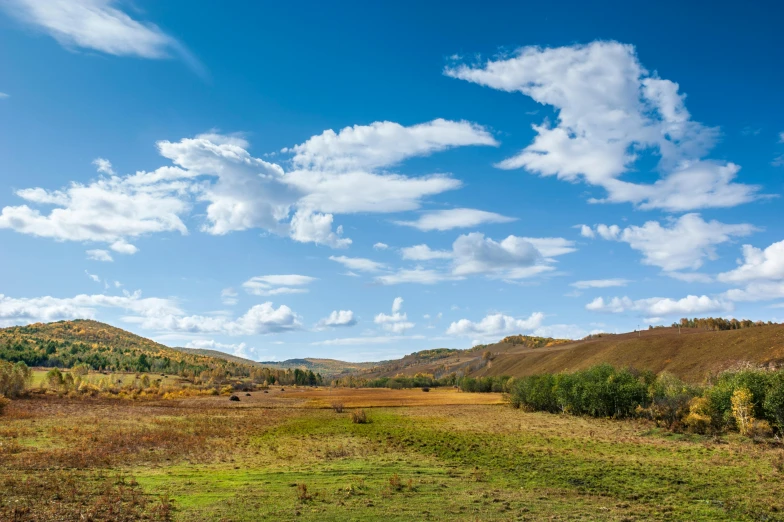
1,0,783,362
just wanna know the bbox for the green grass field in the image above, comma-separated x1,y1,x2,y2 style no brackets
2,388,783,521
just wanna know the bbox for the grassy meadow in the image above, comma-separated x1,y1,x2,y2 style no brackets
2,387,784,521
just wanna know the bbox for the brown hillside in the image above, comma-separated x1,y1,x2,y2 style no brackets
353,326,784,383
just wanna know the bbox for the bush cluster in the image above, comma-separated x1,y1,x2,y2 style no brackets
508,364,784,437
0,360,32,399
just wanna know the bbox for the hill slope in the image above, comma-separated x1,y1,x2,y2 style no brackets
259,358,377,376
349,326,784,383
0,319,259,375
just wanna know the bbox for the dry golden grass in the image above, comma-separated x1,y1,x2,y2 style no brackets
293,387,505,408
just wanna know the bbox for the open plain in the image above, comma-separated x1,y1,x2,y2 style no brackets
2,387,783,521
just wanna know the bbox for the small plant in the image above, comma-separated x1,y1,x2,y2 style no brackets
350,409,369,424
296,483,311,501
421,387,430,392
388,473,403,492
332,401,345,413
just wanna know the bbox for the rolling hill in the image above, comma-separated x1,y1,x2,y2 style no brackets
0,319,261,375
258,358,377,376
349,325,784,383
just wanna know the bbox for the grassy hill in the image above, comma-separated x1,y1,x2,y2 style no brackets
0,319,259,375
173,347,266,367
259,357,377,376
350,326,784,383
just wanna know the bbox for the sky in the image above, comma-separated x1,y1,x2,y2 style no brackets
1,0,783,362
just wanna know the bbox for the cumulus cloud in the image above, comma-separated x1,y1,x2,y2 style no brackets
584,214,755,273
2,123,495,251
718,240,784,302
132,302,302,336
400,244,452,261
570,279,631,289
586,295,732,316
381,232,574,284
86,249,113,262
287,119,497,172
374,297,414,333
289,209,351,248
317,310,357,329
446,41,761,211
242,274,316,296
446,312,545,338
92,158,115,175
0,291,182,327
394,208,515,231
719,240,784,283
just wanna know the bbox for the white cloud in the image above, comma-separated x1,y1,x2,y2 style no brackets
666,272,714,283
0,92,9,99
374,297,414,333
571,279,631,289
446,41,761,211
2,0,184,59
376,268,457,285
451,232,541,277
287,119,497,171
400,244,452,261
394,208,515,231
2,126,496,252
0,290,182,327
220,287,238,305
110,239,138,255
446,312,545,338
289,209,351,248
0,172,190,249
312,334,425,346
380,232,574,285
317,310,357,328
133,302,302,336
717,240,784,302
373,242,389,250
85,270,100,283
586,295,732,316
719,240,784,283
86,249,113,262
92,158,115,175
329,255,386,272
585,214,755,272
578,224,595,238
242,274,316,296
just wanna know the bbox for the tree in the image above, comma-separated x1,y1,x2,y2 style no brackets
731,388,754,436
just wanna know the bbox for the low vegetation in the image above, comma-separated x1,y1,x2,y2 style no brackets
509,363,784,437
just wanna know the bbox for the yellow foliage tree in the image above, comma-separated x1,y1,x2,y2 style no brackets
731,388,754,436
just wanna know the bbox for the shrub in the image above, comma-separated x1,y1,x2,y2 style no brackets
684,397,712,434
45,367,65,391
350,409,369,424
421,387,430,392
763,372,784,431
331,401,345,413
0,361,32,398
750,419,773,438
0,395,10,415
